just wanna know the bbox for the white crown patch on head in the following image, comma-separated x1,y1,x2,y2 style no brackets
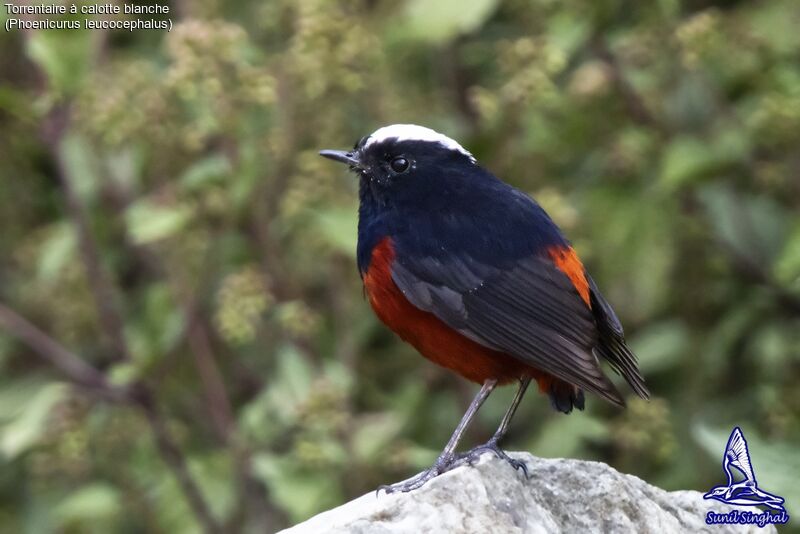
364,124,475,163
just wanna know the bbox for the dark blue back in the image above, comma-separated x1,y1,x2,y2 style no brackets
356,155,568,275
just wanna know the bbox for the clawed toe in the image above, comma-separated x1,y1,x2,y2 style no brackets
507,457,530,478
457,441,531,479
377,442,531,495
378,472,433,494
377,454,458,494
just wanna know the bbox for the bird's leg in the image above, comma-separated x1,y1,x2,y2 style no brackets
491,376,531,443
456,377,532,477
379,379,497,494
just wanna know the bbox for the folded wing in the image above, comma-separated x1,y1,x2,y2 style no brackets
392,253,627,406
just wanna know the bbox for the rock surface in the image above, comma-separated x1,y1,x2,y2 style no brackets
280,452,776,534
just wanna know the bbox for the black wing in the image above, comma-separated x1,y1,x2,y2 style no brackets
588,276,650,399
392,253,627,406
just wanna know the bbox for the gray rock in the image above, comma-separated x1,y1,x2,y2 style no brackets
279,452,776,534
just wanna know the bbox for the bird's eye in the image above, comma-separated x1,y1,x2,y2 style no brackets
390,156,410,173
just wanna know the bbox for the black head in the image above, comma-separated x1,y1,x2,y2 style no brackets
319,124,477,194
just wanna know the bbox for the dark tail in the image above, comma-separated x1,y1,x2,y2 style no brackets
548,381,586,414
588,276,650,400
595,336,650,400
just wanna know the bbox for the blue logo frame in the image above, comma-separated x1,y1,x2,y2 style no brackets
703,427,789,528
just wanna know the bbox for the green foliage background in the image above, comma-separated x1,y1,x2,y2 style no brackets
1,0,799,532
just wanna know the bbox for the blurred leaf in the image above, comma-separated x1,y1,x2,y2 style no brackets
125,200,194,244
547,13,591,55
231,140,266,211
399,0,498,44
127,283,184,366
180,155,232,190
276,344,314,401
0,86,33,122
747,322,798,375
60,133,99,203
629,320,690,374
0,378,50,421
405,444,439,469
252,453,341,522
239,387,284,443
583,189,674,321
352,413,404,462
664,75,718,129
54,483,122,526
260,344,315,426
26,29,92,95
107,362,139,388
531,414,608,459
37,223,76,282
774,223,800,288
699,184,788,265
106,147,145,190
746,0,800,56
0,382,67,459
190,453,236,520
659,130,748,189
313,206,358,256
321,359,354,393
701,293,770,374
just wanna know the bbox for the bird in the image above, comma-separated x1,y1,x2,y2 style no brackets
704,427,785,511
320,124,650,493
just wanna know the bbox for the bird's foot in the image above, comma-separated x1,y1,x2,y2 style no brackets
377,453,461,494
377,441,530,494
455,439,530,478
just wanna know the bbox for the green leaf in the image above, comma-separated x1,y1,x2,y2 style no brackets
352,413,404,462
699,184,788,265
126,283,184,366
251,453,341,522
547,13,591,56
189,452,236,520
659,130,748,189
0,86,33,122
179,155,232,191
54,483,122,525
0,382,68,459
265,345,315,417
26,28,92,95
313,205,358,256
106,147,145,191
239,387,285,443
125,200,193,244
107,362,139,388
629,320,690,374
399,0,499,44
531,414,608,459
747,323,797,374
37,223,76,282
747,0,800,56
774,223,800,288
0,378,50,422
59,133,99,204
701,296,769,374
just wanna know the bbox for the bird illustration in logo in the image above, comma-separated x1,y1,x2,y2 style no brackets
704,427,785,511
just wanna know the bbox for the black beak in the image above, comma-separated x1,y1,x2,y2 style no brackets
319,149,361,168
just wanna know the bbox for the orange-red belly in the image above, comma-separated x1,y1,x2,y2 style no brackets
363,237,548,385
